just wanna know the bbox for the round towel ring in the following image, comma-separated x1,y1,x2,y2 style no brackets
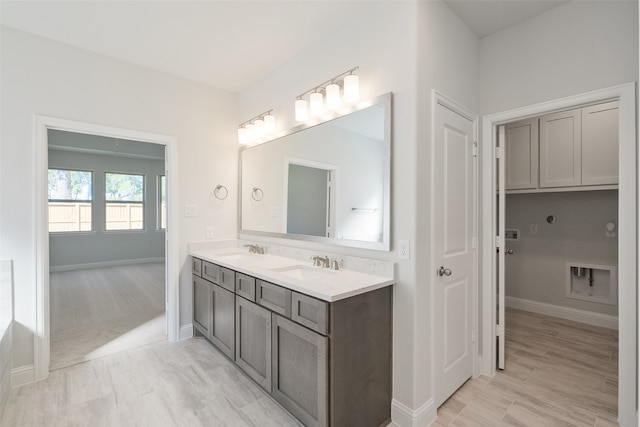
213,185,228,200
252,187,264,201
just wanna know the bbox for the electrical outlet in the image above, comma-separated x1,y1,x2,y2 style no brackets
206,226,214,239
399,239,410,260
185,204,198,217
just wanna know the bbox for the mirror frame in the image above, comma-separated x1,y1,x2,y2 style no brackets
238,92,392,251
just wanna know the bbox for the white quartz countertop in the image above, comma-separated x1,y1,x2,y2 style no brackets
189,247,394,302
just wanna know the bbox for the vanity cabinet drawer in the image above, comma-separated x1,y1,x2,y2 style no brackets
202,261,220,283
192,258,202,277
292,292,328,335
219,267,236,292
257,280,292,318
236,273,256,301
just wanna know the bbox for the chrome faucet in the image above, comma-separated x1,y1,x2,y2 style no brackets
244,244,265,254
312,255,330,268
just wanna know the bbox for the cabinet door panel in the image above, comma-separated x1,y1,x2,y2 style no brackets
257,280,292,317
235,297,271,390
236,273,256,302
291,292,328,335
192,258,202,277
272,314,328,427
219,267,235,292
202,261,220,283
539,109,582,188
505,118,538,190
582,101,619,186
210,284,235,360
193,275,211,338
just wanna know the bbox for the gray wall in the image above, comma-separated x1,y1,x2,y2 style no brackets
48,133,166,269
505,190,618,316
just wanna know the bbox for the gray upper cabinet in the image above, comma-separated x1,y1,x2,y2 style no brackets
581,101,619,186
235,295,271,390
272,314,328,427
539,108,582,188
505,118,539,190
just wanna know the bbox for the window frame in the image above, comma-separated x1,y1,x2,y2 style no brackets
47,168,94,234
157,174,166,231
104,171,146,232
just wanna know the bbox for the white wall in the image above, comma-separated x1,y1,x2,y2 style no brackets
479,0,639,115
239,1,479,424
0,26,239,371
505,190,618,316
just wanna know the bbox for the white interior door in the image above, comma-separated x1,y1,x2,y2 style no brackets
496,125,506,370
434,100,475,407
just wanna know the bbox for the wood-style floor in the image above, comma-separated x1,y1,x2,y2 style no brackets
49,263,167,370
435,308,619,426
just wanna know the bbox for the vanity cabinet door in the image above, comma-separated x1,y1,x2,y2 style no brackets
272,314,328,427
235,297,271,390
257,280,292,318
202,261,220,283
236,273,256,302
210,284,235,360
193,275,211,338
192,257,202,277
219,267,236,292
291,292,328,335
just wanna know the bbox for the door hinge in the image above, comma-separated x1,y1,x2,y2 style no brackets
495,324,504,337
495,236,504,248
471,330,477,343
472,237,477,250
495,147,504,159
472,141,478,157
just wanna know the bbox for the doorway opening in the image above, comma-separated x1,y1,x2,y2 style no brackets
34,116,179,382
47,130,168,370
481,83,636,425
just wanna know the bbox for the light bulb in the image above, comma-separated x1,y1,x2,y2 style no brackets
295,99,308,122
344,74,359,103
326,83,340,110
264,114,275,134
245,123,255,142
254,119,265,137
310,92,324,116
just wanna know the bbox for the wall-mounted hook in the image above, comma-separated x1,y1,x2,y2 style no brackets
252,187,264,201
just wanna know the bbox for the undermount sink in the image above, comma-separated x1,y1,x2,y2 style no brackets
216,251,258,261
270,265,336,281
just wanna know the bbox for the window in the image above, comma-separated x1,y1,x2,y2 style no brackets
158,175,166,230
48,169,93,232
105,172,144,230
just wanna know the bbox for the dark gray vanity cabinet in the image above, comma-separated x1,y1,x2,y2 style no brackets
193,275,212,338
272,314,328,427
192,260,236,359
192,256,392,427
235,295,271,390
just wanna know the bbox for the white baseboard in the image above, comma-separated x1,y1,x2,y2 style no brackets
391,398,435,427
50,257,165,272
11,364,35,388
505,296,618,330
179,324,194,341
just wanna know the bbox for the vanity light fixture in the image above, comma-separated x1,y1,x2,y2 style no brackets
294,66,359,122
238,109,275,145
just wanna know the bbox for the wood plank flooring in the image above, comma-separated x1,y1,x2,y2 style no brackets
435,308,618,426
49,263,167,370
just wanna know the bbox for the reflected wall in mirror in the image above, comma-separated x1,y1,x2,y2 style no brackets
240,92,391,251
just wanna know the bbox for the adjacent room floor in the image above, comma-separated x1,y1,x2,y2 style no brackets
49,263,166,370
435,308,618,426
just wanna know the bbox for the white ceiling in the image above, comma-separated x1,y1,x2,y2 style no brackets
0,0,571,92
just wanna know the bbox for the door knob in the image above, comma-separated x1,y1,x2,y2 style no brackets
438,266,452,277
